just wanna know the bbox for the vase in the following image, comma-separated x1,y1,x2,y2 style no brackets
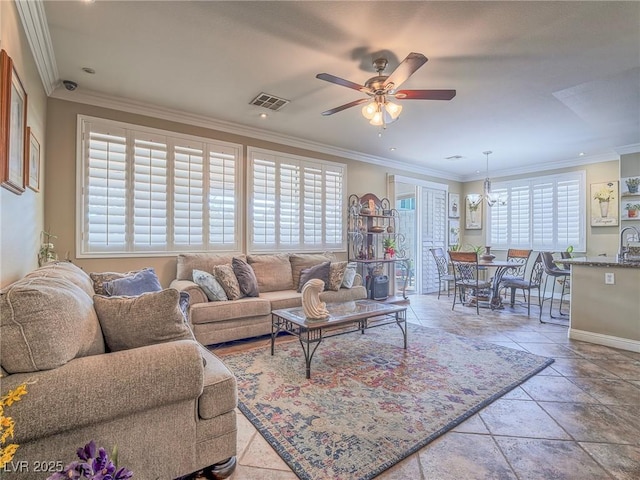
481,246,495,262
627,183,639,194
599,200,609,218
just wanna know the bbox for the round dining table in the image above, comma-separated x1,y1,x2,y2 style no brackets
477,260,521,309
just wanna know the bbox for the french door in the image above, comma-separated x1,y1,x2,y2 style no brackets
419,186,447,294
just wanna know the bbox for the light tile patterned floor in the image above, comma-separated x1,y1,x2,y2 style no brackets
213,294,640,480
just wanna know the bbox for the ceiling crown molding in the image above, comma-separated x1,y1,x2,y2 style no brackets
616,143,640,155
15,0,59,95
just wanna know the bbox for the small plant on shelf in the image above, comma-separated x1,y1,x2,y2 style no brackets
383,238,396,258
624,203,640,218
625,177,639,194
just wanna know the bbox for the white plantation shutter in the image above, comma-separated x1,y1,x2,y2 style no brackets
488,172,585,251
420,187,446,294
133,135,167,249
83,123,128,252
79,117,240,256
248,148,346,252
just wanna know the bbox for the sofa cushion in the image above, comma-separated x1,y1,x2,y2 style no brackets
342,262,359,288
103,267,162,296
193,269,228,301
190,297,271,325
90,269,141,295
213,264,243,301
298,261,331,292
94,289,194,352
176,253,245,282
321,284,367,303
247,254,293,292
328,261,348,291
259,290,302,311
0,276,105,373
198,345,237,420
232,257,259,298
290,253,334,290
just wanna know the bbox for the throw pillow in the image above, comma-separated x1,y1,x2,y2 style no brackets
179,291,190,322
103,268,162,296
192,269,228,301
232,257,260,297
91,269,140,295
213,264,243,301
93,289,194,352
328,261,348,291
297,261,331,293
342,262,358,288
289,253,335,290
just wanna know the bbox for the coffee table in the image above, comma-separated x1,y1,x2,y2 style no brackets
271,299,407,379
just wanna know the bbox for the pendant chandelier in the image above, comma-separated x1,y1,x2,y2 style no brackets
361,95,402,127
482,151,508,207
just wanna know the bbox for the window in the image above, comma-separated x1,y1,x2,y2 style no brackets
487,171,585,251
78,116,241,256
248,148,346,252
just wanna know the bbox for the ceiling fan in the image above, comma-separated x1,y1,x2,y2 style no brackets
316,52,456,126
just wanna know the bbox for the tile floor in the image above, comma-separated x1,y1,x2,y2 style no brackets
213,293,640,480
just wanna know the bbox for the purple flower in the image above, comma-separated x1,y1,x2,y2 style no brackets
46,441,133,480
114,467,134,480
77,441,97,461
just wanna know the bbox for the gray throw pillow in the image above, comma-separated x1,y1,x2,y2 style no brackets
94,289,194,352
103,267,162,296
298,261,331,293
192,269,228,301
342,262,358,288
232,257,260,297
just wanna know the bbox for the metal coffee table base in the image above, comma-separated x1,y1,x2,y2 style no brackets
271,301,407,379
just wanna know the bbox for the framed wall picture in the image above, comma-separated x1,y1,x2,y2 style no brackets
590,181,618,227
448,193,460,218
1,49,28,195
449,219,460,246
465,194,482,229
26,127,40,192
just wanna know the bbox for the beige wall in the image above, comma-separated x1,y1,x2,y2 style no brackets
460,160,621,257
45,98,453,287
0,1,47,287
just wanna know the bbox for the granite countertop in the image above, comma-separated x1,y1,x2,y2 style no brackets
559,256,640,268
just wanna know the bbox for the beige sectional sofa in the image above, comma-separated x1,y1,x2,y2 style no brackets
170,253,368,346
0,262,237,480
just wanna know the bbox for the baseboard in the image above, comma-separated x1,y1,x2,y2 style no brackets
569,328,640,353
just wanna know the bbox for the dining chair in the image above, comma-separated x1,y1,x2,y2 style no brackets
430,247,455,299
449,251,493,314
539,251,570,324
501,249,532,282
502,253,544,315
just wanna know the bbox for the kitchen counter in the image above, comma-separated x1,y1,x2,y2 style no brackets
562,258,640,352
560,256,640,268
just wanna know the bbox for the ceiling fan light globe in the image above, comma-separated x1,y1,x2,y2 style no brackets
361,102,377,120
370,111,384,126
385,101,402,120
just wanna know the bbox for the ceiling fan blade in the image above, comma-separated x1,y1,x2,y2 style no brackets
321,98,370,116
384,52,428,91
394,89,457,100
316,73,371,93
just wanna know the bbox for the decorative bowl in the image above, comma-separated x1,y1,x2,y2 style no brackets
369,226,385,233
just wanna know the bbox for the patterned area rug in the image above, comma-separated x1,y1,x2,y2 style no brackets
219,324,553,480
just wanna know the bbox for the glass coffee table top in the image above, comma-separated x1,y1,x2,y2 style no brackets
272,299,406,327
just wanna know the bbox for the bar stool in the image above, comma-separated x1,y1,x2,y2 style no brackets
540,252,570,324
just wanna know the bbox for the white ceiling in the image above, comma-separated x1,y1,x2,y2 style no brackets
37,1,640,180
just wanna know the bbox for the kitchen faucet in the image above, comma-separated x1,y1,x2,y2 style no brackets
618,225,640,262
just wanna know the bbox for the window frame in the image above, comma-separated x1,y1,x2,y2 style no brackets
247,147,347,254
76,115,243,258
486,170,586,252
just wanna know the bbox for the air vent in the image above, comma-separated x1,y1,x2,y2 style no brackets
250,92,290,111
445,155,463,160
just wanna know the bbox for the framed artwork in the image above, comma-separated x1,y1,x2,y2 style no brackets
621,176,640,196
448,193,460,218
590,181,618,227
1,49,28,195
448,219,460,245
26,127,40,192
465,194,482,229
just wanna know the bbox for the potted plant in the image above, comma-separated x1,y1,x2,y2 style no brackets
383,238,396,259
626,177,640,194
625,203,639,218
